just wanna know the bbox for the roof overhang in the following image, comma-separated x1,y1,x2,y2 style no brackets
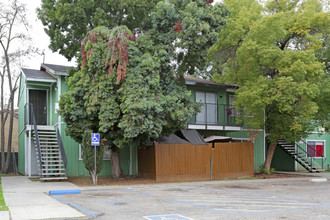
41,63,71,76
26,77,57,83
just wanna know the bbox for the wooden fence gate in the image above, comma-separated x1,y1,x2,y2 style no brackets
138,142,254,182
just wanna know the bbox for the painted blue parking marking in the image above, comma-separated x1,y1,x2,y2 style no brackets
51,195,97,218
144,214,193,220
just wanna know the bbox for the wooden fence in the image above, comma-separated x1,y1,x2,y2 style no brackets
138,142,254,182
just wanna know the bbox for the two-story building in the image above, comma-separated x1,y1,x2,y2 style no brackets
185,76,266,171
18,63,268,180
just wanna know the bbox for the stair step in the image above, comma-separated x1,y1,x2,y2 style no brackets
42,169,65,172
42,168,65,171
40,177,68,181
39,145,59,148
41,172,66,176
39,138,57,142
42,162,64,166
39,156,61,159
36,140,58,143
36,125,55,130
38,134,57,137
40,150,60,153
34,133,56,136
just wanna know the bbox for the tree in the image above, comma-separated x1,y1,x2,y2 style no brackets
0,0,34,173
60,26,199,180
145,0,229,76
37,0,161,60
38,0,229,76
54,0,229,180
210,0,330,171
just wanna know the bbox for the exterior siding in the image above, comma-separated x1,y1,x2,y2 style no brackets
296,133,330,171
18,73,26,174
186,83,266,172
60,116,137,176
271,146,295,171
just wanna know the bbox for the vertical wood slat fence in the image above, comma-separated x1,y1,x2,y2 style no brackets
138,142,254,182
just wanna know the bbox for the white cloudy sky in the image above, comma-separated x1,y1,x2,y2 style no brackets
24,0,76,69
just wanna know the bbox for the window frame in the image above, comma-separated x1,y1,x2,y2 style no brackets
306,140,326,158
195,91,218,125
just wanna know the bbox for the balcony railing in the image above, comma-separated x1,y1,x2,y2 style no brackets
189,104,243,127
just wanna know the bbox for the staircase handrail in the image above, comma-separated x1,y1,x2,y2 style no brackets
293,143,314,170
56,127,67,169
25,103,43,172
297,139,325,170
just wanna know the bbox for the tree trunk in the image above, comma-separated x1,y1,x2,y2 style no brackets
111,147,122,178
90,170,98,185
4,98,14,173
0,73,5,173
264,142,277,171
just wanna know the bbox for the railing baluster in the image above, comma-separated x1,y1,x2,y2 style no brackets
56,128,67,169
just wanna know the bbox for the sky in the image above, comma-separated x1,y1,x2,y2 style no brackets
24,0,76,70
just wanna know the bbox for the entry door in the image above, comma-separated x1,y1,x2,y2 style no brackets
29,90,47,125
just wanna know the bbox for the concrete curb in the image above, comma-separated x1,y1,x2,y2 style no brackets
49,189,81,195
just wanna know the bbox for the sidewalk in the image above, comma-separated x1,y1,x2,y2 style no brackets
2,176,85,220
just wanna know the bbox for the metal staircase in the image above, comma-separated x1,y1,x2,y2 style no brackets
32,126,67,180
278,140,325,173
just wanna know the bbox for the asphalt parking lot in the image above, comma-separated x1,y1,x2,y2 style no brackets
51,176,330,220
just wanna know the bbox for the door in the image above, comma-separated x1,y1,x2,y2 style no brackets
29,90,47,125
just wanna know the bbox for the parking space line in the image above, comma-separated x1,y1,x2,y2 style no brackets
51,195,97,218
101,200,116,206
125,185,330,216
124,187,236,215
188,185,330,214
190,184,310,202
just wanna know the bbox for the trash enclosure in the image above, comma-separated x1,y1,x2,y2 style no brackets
138,142,254,182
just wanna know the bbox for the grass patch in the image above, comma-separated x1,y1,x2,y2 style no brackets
0,175,9,211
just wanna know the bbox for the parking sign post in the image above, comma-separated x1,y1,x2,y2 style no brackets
91,133,100,186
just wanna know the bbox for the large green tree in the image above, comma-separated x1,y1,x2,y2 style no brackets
210,0,330,170
59,26,200,179
37,0,160,60
38,0,229,75
49,0,229,179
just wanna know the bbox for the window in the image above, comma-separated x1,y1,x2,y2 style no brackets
195,91,217,124
79,144,112,160
228,95,238,116
306,141,325,158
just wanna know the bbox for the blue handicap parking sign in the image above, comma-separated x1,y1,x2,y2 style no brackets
91,133,100,146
